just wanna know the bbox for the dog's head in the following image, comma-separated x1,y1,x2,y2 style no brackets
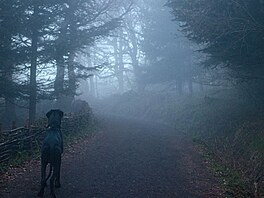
46,109,64,128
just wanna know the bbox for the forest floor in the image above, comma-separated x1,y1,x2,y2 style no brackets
0,114,224,198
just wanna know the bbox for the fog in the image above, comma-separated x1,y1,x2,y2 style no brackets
1,0,264,197
1,0,243,122
78,0,200,100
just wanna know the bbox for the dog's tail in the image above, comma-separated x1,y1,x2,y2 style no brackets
48,145,57,182
45,164,52,183
46,164,53,182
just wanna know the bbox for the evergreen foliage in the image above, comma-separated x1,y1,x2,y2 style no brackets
0,0,131,123
167,0,264,80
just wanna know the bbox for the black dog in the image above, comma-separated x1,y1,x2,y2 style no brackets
38,109,64,198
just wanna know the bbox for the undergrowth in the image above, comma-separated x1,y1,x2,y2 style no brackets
194,138,251,197
63,122,97,146
0,114,97,175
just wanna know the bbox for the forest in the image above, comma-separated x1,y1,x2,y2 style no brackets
0,0,264,197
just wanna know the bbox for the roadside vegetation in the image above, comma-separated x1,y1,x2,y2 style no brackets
0,109,96,174
95,89,264,197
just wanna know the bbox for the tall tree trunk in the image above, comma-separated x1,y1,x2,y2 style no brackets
89,76,95,97
188,79,193,96
54,11,68,100
3,71,16,129
67,1,77,99
86,80,90,95
95,75,99,98
54,54,65,98
128,29,144,92
113,37,124,94
199,83,204,92
68,51,76,98
117,39,124,93
29,5,39,124
87,56,95,97
176,79,183,95
4,98,16,129
2,36,16,129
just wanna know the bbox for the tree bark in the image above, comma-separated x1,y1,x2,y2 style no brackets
87,56,95,97
68,51,76,97
188,79,193,96
54,54,65,98
4,96,16,130
113,37,124,94
199,83,204,92
176,79,183,95
128,28,145,92
95,75,99,98
2,36,16,129
29,4,39,124
89,76,95,97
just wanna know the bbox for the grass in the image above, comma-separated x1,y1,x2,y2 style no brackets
194,138,251,198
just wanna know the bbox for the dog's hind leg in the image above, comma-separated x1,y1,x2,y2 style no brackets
55,156,61,188
38,161,47,197
50,163,59,198
50,148,61,198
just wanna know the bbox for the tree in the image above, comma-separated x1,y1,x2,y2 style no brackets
0,0,133,126
0,0,29,127
51,0,131,102
138,0,199,95
167,0,264,84
81,0,201,96
21,0,65,123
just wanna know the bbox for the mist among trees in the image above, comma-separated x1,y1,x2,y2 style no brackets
1,0,264,197
0,0,132,126
4,0,262,126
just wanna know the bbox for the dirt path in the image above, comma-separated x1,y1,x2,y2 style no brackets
0,114,224,198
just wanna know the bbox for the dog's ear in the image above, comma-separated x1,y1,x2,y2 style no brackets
58,110,64,118
46,110,53,118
